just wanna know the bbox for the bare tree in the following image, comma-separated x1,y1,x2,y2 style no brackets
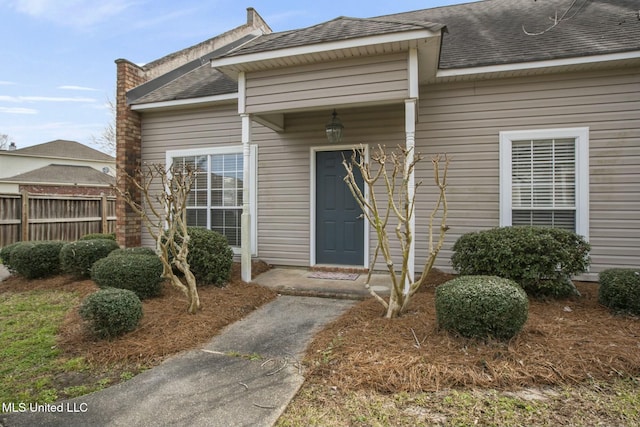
114,163,201,314
91,97,116,155
343,145,449,318
0,134,9,150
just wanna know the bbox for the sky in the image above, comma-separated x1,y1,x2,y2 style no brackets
0,0,474,154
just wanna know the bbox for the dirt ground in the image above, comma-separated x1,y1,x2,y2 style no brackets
2,264,639,399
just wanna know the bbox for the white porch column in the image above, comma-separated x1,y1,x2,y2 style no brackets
405,98,417,292
241,113,252,282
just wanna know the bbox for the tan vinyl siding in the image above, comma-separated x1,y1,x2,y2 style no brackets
138,65,639,277
245,53,408,114
140,103,406,267
139,105,242,248
415,66,640,275
255,105,405,266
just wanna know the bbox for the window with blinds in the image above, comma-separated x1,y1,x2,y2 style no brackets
172,153,243,247
511,138,576,231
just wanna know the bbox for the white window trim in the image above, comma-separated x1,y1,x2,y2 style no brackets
499,127,589,240
166,145,258,255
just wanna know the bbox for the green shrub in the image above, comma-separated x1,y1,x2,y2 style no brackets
79,288,143,339
10,241,65,279
171,227,233,287
188,227,233,286
599,268,640,315
91,254,163,299
80,233,116,241
451,226,591,298
436,276,529,340
108,247,157,257
0,242,23,272
59,239,119,278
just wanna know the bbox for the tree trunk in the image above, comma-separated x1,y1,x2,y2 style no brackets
343,146,449,319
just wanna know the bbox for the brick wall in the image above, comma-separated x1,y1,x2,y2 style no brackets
115,59,146,247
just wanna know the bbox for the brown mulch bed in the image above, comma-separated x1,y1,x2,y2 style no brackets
0,260,276,369
3,264,639,396
303,269,640,393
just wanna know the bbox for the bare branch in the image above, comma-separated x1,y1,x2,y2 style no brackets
522,0,585,36
343,144,450,318
113,162,201,313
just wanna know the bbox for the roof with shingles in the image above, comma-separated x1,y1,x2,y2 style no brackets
0,164,114,186
132,66,236,104
129,0,640,105
222,16,445,57
127,34,256,104
5,140,114,162
386,0,640,69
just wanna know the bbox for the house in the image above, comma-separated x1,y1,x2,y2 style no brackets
0,140,115,195
116,1,640,282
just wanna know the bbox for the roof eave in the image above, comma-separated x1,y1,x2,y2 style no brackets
131,93,238,111
211,28,442,78
0,152,114,162
0,179,113,186
436,50,640,81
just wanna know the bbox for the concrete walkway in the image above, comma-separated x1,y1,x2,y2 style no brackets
2,295,355,427
253,267,390,299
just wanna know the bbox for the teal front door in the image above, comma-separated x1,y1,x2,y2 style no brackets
315,150,364,266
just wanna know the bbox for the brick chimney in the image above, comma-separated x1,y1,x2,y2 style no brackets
115,59,146,247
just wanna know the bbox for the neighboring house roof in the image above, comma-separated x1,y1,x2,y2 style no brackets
5,140,114,162
0,164,115,186
128,0,640,105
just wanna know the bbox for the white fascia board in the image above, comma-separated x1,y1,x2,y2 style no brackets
0,152,114,164
211,29,439,69
131,93,238,111
437,50,640,78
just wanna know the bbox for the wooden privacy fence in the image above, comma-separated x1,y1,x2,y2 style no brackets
0,192,116,247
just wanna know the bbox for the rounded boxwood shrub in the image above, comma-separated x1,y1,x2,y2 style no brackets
451,226,591,298
60,239,119,278
0,242,23,272
79,288,143,339
170,227,233,287
91,254,163,299
80,233,116,241
108,247,157,258
10,241,65,279
436,276,529,340
599,268,640,315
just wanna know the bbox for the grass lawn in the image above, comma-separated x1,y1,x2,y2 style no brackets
277,379,640,426
0,290,97,404
0,261,276,413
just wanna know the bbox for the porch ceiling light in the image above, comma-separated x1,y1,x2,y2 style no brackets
325,109,344,143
